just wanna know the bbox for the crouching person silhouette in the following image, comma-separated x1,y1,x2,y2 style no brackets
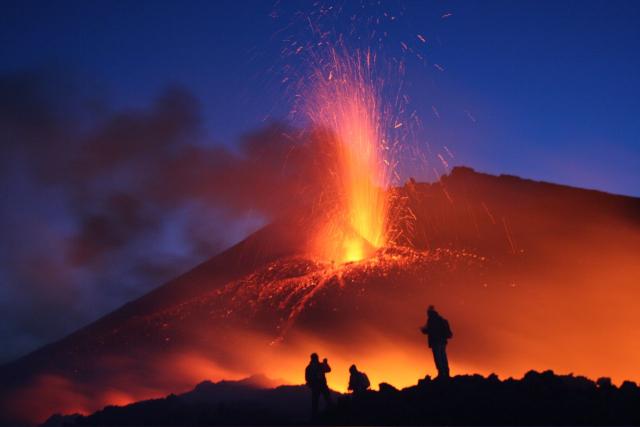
305,353,332,418
420,305,453,379
348,364,370,396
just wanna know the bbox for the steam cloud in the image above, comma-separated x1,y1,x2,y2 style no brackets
0,69,329,364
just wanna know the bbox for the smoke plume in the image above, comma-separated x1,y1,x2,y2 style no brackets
0,69,330,363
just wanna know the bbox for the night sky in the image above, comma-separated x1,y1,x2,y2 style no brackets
1,0,639,363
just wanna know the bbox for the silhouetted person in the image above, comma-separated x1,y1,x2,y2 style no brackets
305,353,332,418
420,305,453,378
348,364,370,396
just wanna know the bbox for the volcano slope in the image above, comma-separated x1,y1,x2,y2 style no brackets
1,166,640,425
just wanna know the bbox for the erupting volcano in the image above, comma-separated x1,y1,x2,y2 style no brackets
2,166,640,425
2,5,640,426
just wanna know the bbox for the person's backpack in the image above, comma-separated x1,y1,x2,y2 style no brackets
443,319,453,339
362,373,370,390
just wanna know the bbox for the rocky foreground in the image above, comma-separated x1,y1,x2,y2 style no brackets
45,370,640,426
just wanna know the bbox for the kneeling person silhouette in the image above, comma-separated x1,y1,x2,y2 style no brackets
348,364,370,396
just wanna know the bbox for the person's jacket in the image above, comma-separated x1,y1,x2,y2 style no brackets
421,313,453,348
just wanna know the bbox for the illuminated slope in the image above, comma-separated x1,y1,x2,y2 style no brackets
1,167,639,425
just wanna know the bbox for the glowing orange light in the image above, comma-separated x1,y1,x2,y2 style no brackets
305,48,393,263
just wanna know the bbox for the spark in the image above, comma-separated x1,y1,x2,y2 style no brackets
481,202,496,225
464,110,477,122
437,153,449,169
502,217,517,254
443,146,454,158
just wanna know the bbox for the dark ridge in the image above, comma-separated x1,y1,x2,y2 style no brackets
43,370,640,426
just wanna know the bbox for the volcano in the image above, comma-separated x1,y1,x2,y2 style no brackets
1,167,639,425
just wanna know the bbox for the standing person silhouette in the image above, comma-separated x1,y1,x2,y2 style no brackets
420,305,453,379
305,353,332,418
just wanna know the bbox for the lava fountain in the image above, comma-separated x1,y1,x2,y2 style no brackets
304,47,398,263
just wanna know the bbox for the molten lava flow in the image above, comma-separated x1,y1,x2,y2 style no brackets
305,48,394,264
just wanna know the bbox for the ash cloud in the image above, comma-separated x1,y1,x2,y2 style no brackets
0,69,325,363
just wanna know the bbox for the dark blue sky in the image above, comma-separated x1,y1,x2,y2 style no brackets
2,0,639,195
1,0,639,364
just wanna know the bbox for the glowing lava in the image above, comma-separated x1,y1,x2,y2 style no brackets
305,48,395,263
